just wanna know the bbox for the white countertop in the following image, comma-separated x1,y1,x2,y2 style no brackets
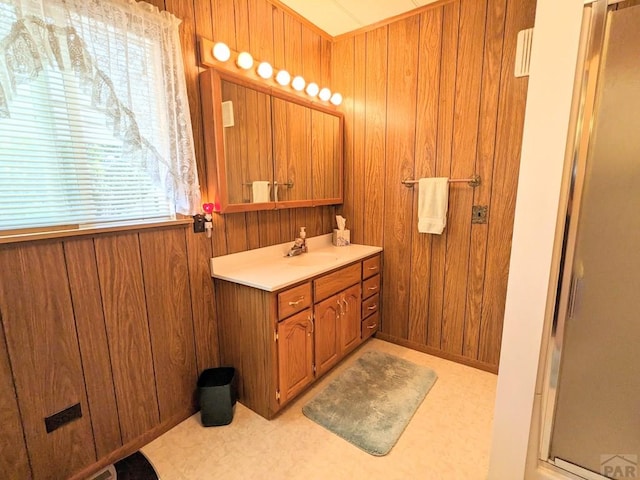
210,234,382,292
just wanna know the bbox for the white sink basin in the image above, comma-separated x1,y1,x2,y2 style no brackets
286,252,339,267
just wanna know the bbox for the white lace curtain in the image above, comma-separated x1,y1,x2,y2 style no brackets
0,0,201,215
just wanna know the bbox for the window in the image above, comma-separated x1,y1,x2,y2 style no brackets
0,0,200,235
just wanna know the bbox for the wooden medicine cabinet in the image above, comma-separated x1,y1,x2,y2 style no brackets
200,68,343,213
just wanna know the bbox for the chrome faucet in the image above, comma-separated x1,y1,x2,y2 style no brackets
285,238,305,257
285,227,308,257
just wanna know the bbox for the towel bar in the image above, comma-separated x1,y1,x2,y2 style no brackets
401,175,481,188
242,181,294,188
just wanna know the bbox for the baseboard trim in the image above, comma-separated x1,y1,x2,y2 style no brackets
374,333,499,374
69,407,195,480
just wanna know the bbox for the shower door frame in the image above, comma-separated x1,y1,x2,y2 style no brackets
538,0,626,477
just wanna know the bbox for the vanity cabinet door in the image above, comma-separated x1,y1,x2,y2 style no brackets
314,295,341,377
340,284,362,355
277,309,314,406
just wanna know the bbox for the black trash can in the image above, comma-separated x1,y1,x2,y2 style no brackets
197,367,237,426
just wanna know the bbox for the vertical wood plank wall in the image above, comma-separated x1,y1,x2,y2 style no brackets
0,0,537,477
0,2,335,478
333,0,536,372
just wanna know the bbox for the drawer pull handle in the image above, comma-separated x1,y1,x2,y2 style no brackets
367,323,377,329
367,305,377,311
342,298,348,312
288,296,305,306
367,286,377,291
367,266,378,270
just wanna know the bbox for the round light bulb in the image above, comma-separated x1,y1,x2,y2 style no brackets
212,42,231,62
330,92,343,106
318,87,331,102
275,70,291,86
236,51,254,70
256,62,273,79
291,76,305,91
306,82,319,97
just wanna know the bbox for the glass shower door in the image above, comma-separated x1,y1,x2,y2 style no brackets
549,4,640,478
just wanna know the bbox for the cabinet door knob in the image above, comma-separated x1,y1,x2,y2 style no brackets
288,296,305,306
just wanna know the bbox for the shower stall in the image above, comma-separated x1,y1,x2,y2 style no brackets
540,0,640,479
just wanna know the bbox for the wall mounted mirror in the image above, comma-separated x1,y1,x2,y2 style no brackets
200,68,343,213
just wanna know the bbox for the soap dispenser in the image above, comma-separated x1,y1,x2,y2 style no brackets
299,226,307,253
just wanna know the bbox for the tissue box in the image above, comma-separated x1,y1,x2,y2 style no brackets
332,229,350,246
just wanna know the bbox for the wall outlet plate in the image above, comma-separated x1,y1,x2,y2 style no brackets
193,214,205,233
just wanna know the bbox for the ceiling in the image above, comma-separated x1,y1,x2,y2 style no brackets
278,0,440,38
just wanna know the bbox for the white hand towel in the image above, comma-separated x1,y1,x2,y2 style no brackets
252,181,270,203
418,177,449,234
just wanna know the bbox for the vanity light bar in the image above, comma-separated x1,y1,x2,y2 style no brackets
203,38,342,105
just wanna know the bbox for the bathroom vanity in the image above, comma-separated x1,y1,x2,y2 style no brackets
211,234,382,419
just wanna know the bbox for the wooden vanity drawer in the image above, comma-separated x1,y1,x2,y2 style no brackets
278,282,312,320
314,263,361,302
362,255,381,279
362,293,379,317
362,274,380,299
362,312,379,340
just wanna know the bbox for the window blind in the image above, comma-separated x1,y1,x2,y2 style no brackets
0,0,198,234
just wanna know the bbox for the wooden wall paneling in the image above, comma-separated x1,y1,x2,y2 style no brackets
144,0,166,12
408,7,443,345
64,239,122,459
191,0,227,257
247,0,277,249
212,1,250,251
288,18,312,232
226,0,251,250
220,83,246,205
0,243,95,479
212,0,237,47
300,27,323,233
441,0,487,355
479,0,536,366
362,27,388,248
259,6,287,247
94,234,160,444
464,0,507,360
320,38,333,231
382,17,421,340
352,35,367,244
185,229,220,373
0,310,31,479
311,109,327,199
189,0,221,373
139,229,198,422
285,102,312,202
331,39,355,239
427,1,460,349
209,0,238,256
